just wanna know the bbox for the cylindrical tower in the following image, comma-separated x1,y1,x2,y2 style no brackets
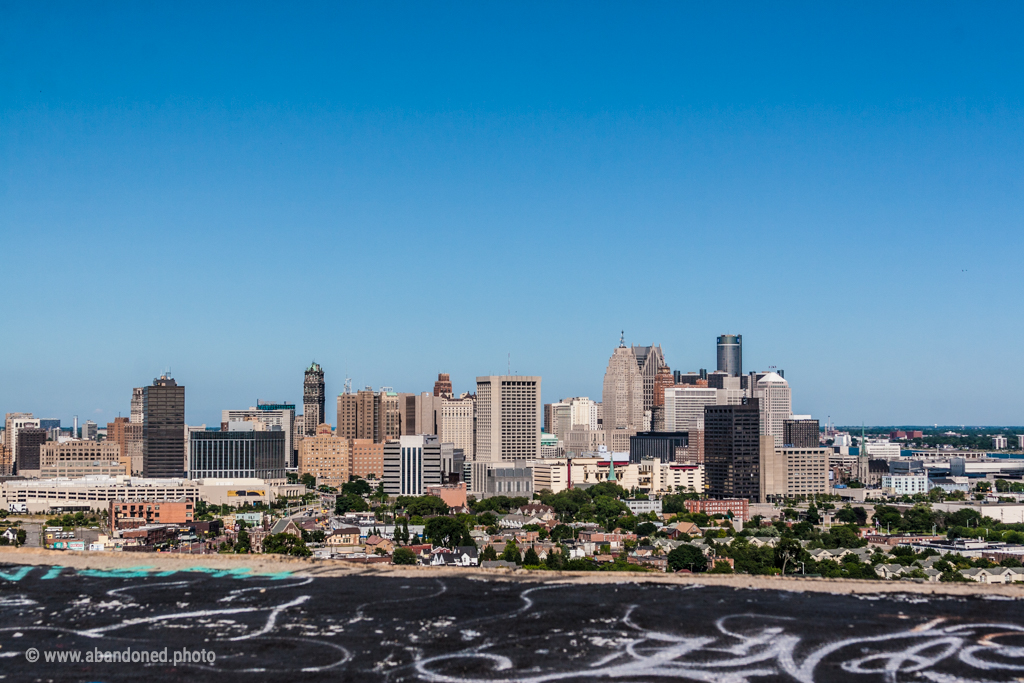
716,334,742,377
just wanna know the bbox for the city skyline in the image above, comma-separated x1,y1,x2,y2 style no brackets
3,4,1023,426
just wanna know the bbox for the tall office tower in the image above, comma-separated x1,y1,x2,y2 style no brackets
433,373,453,398
142,374,186,478
565,397,599,430
356,389,376,440
378,388,401,442
15,427,47,474
663,387,743,432
303,362,325,435
107,416,129,456
411,392,441,436
475,376,541,462
716,334,742,377
336,392,359,438
630,344,667,413
81,420,98,440
653,366,674,408
603,336,644,431
546,403,572,441
383,434,442,496
5,413,38,466
130,388,144,424
439,396,475,456
704,398,766,501
784,417,819,448
755,372,791,447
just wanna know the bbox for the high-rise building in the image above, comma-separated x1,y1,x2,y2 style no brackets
377,388,402,442
704,398,767,502
475,376,541,463
755,372,791,447
603,336,643,432
189,422,286,481
439,396,474,456
298,424,349,488
15,427,47,474
130,388,144,424
630,344,667,413
5,413,38,467
383,434,442,496
784,417,819,448
142,374,186,478
716,334,742,377
993,435,1008,450
653,366,674,409
663,387,743,432
433,373,453,398
543,402,572,442
109,414,143,475
303,363,325,436
760,446,829,502
81,420,98,440
222,402,296,467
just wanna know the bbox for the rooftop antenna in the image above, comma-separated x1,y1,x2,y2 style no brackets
619,330,625,348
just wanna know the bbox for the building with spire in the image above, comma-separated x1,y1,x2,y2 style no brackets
602,333,644,432
303,362,326,436
630,343,667,414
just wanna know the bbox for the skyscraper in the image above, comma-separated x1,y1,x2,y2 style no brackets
716,334,742,377
602,335,643,432
142,373,186,478
303,362,325,435
630,344,667,413
475,375,541,463
755,372,792,447
703,398,766,501
383,434,442,497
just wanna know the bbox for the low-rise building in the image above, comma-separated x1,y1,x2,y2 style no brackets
881,474,928,496
110,498,194,530
684,498,749,522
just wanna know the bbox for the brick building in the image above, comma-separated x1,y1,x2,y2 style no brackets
684,498,749,522
110,498,194,530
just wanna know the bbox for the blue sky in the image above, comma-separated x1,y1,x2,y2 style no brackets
2,2,1022,428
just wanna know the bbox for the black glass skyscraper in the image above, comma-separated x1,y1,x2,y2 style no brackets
704,398,760,501
303,362,325,435
142,374,185,478
716,334,742,377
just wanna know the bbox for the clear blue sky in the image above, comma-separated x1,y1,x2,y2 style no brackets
2,2,1022,428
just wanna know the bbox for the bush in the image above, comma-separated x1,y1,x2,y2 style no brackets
709,560,734,574
392,547,417,565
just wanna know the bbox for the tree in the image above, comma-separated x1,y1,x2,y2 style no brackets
424,516,470,549
708,560,734,574
545,548,564,570
236,527,251,553
392,547,417,565
873,505,903,530
805,504,821,525
667,544,707,572
480,545,498,561
263,533,311,557
1001,557,1023,568
342,479,372,496
335,493,369,514
549,524,575,542
300,473,317,489
501,540,521,564
635,522,657,538
401,495,451,518
523,546,541,566
775,537,802,575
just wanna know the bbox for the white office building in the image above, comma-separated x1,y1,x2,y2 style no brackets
882,474,928,496
439,396,474,457
755,372,791,447
475,376,541,464
663,387,743,432
383,435,442,497
863,439,902,460
222,403,296,466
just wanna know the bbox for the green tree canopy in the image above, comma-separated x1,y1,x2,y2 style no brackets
392,547,417,565
667,544,707,572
